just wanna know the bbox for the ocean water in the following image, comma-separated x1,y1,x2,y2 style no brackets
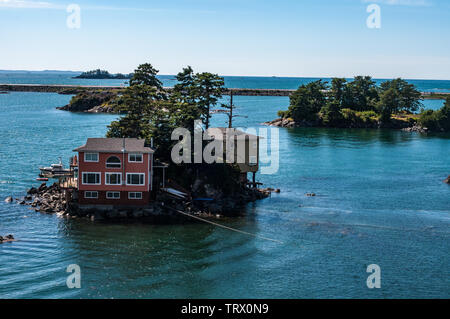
0,75,449,299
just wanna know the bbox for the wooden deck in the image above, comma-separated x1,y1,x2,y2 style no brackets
58,177,77,189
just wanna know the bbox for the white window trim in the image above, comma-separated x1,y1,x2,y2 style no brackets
106,191,121,199
128,153,143,163
105,172,122,185
82,172,101,185
105,156,122,169
84,152,99,162
128,192,143,200
84,191,98,199
126,173,145,186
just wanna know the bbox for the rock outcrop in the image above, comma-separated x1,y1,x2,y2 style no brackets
18,180,272,222
402,125,429,134
0,234,15,243
56,91,117,113
18,182,68,214
264,117,297,128
444,175,450,184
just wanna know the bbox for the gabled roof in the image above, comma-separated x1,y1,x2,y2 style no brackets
208,127,260,140
73,138,154,153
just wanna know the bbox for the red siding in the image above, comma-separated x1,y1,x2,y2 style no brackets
77,151,152,206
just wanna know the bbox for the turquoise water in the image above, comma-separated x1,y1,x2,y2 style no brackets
0,77,449,298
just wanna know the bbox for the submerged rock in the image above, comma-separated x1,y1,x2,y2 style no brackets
0,234,15,243
444,175,450,184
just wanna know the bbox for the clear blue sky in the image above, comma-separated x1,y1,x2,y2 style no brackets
0,0,449,79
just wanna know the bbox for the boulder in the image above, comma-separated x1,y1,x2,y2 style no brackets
444,175,450,184
1,234,15,243
27,187,38,195
38,182,47,192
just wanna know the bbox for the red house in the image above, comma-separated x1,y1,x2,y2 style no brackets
74,138,154,207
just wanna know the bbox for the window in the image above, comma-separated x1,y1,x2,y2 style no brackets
252,141,258,149
84,153,99,162
82,172,101,185
106,192,120,199
105,173,121,185
249,156,258,166
128,153,143,163
128,192,142,200
84,191,98,199
126,173,145,185
106,156,121,168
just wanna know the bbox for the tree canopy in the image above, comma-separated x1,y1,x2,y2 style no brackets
106,63,227,159
129,63,163,89
279,76,423,126
418,97,450,132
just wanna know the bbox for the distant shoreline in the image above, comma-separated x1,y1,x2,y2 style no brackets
1,83,449,98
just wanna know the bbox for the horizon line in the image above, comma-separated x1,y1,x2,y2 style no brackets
0,69,450,82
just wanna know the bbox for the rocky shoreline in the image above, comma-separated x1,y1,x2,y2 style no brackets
56,90,119,113
5,182,273,223
264,117,429,132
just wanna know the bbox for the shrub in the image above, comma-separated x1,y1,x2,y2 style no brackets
277,110,290,118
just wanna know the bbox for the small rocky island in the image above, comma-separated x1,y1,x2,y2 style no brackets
265,77,450,133
56,90,120,113
74,69,132,79
8,63,279,224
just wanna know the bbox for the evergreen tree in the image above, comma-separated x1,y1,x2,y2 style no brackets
129,63,163,89
194,72,225,129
